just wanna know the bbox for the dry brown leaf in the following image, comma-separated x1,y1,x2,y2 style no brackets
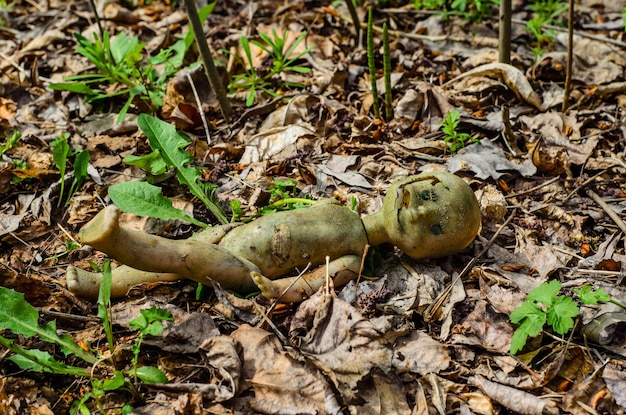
469,375,558,415
230,324,336,414
451,300,513,354
392,330,450,376
289,290,393,403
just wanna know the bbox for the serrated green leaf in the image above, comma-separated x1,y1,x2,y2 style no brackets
0,287,97,364
0,336,89,376
142,321,164,337
137,114,227,224
509,301,546,354
108,181,207,227
528,280,561,306
510,325,531,355
135,365,168,384
575,286,611,305
547,296,578,334
509,301,545,327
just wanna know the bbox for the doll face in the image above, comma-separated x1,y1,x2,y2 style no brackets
383,172,480,259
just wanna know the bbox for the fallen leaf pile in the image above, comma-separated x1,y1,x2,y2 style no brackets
2,0,626,414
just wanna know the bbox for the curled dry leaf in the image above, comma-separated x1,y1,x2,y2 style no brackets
445,63,546,111
230,324,337,414
603,360,626,412
469,375,559,415
289,290,394,404
392,330,450,376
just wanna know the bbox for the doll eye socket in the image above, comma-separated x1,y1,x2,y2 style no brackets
420,190,437,202
430,224,443,235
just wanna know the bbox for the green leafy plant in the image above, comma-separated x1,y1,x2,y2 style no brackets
108,181,208,228
108,114,227,224
229,28,312,106
0,0,14,26
526,0,567,58
414,0,497,22
45,239,81,261
228,177,314,223
439,110,479,152
252,28,312,77
0,129,20,156
50,133,91,206
0,262,173,414
128,307,174,383
509,281,612,354
49,4,214,122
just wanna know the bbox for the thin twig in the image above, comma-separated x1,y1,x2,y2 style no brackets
186,72,212,145
586,189,626,235
504,176,560,199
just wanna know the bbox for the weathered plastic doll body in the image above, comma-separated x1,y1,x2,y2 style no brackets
67,172,481,302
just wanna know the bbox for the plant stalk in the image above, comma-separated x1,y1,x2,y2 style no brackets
183,0,232,120
562,0,574,112
367,7,380,120
383,23,392,121
498,0,511,64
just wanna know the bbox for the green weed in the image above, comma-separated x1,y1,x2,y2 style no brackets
50,133,91,207
526,0,567,59
0,129,20,156
49,4,215,122
414,0,498,22
0,262,173,414
0,0,13,26
108,114,227,224
439,110,479,152
229,28,312,106
509,281,612,354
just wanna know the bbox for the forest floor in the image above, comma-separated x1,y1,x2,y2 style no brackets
2,0,626,414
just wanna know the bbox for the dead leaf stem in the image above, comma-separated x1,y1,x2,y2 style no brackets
586,189,626,235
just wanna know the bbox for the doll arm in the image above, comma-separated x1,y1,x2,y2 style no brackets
251,255,362,302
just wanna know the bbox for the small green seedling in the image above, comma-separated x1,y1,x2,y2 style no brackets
252,28,312,77
414,0,498,22
228,177,314,223
509,280,611,354
128,307,173,383
46,239,81,261
0,129,20,156
526,0,567,59
439,110,479,152
0,0,14,26
229,28,312,106
50,133,91,206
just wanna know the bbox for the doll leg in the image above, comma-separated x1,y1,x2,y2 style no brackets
66,265,181,299
251,255,362,302
75,205,262,294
